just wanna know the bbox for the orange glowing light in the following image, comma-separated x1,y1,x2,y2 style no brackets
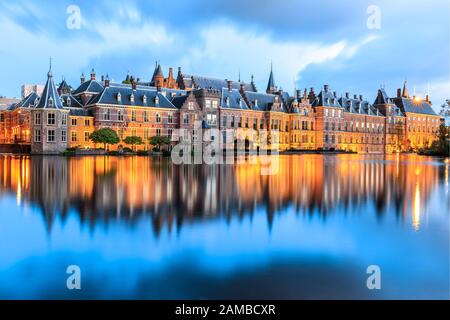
414,96,422,102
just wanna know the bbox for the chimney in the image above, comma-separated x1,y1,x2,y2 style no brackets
101,75,105,82
359,95,363,101
353,94,358,99
227,80,233,92
333,91,337,98
132,81,137,91
156,84,161,92
168,67,174,79
240,83,245,94
397,88,401,98
345,92,349,99
90,68,96,81
296,89,301,100
105,74,110,87
80,73,85,84
426,94,429,102
324,84,329,92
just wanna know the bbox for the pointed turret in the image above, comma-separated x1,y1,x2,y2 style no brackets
266,63,276,94
36,60,63,109
402,80,409,98
151,61,164,88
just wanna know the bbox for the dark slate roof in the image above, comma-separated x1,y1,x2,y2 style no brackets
312,87,342,108
36,69,64,109
61,94,83,108
183,74,256,92
58,79,71,92
86,84,177,109
244,91,282,112
220,89,249,110
373,88,392,105
72,80,104,96
392,97,437,116
171,95,189,108
16,92,39,109
151,64,163,81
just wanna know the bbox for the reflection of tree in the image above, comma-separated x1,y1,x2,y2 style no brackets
0,154,444,235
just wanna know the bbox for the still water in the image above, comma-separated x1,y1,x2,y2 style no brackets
0,154,448,299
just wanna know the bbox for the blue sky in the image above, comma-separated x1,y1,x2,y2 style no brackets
0,0,448,110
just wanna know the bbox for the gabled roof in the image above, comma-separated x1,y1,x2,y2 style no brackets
373,88,393,105
86,84,177,109
61,94,83,108
182,74,256,92
72,80,104,96
171,95,189,109
58,79,71,93
221,88,249,110
313,87,342,108
16,92,39,109
36,68,64,109
244,91,285,112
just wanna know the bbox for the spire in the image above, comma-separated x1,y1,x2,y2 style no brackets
37,62,63,109
402,80,409,98
266,62,276,94
48,57,52,78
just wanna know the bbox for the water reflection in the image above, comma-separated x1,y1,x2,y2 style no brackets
0,154,447,233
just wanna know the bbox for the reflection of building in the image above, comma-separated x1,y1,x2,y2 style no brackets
0,154,445,234
0,62,442,154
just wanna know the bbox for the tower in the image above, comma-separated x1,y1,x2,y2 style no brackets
31,60,69,154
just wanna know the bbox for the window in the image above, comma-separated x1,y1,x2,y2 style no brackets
47,129,55,142
222,115,227,127
84,119,90,126
117,93,121,103
238,116,242,127
71,131,77,142
84,132,90,142
207,114,217,125
188,101,194,110
183,114,189,124
104,109,110,121
34,113,41,125
155,96,159,105
118,110,123,121
47,113,55,125
167,129,173,140
205,100,212,108
130,94,134,103
168,113,173,123
131,111,136,122
212,100,218,108
156,113,161,123
156,128,161,136
62,114,67,126
143,95,147,105
61,130,66,142
0,114,4,123
34,129,41,142
71,118,77,126
143,111,148,122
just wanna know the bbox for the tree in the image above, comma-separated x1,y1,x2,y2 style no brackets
149,135,171,151
123,135,143,152
89,128,120,151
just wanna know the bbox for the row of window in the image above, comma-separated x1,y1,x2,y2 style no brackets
34,113,91,127
324,134,385,144
102,109,175,123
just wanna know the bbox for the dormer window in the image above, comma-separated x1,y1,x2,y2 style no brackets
130,93,134,103
67,98,71,107
254,99,258,107
239,99,243,107
48,97,53,107
143,95,147,105
325,98,329,104
225,97,230,106
117,92,121,103
155,95,159,105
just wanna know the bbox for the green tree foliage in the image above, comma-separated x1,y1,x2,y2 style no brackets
89,128,120,151
148,135,171,151
123,135,143,151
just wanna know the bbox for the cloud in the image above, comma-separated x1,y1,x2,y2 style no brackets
179,23,378,92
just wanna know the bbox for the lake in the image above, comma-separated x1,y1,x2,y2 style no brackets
0,154,448,299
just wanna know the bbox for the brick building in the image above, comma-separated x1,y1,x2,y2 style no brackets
0,63,442,154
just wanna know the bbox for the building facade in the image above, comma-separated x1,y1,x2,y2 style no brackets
0,63,442,154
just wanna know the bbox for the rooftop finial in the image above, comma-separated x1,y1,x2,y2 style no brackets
47,57,53,77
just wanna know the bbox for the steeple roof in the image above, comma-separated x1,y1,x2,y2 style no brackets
36,61,64,109
266,63,276,93
151,62,163,81
402,80,409,98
